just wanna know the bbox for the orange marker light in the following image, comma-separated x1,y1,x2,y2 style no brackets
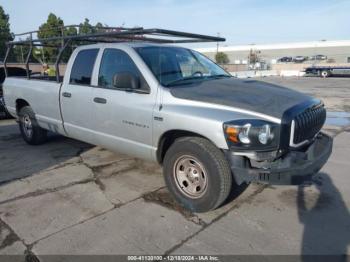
226,126,239,143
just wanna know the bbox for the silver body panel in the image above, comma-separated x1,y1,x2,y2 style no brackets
3,43,283,162
3,78,66,135
60,46,97,145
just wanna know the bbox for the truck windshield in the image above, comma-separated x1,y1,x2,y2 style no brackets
134,46,230,87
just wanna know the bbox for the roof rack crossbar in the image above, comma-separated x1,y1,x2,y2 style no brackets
8,27,225,45
14,43,62,48
145,28,225,42
12,25,144,37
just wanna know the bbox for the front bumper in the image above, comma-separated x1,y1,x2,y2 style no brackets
226,132,333,185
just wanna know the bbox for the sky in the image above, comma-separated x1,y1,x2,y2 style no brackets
1,0,349,47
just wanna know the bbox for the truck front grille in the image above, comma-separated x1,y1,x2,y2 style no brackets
290,104,326,147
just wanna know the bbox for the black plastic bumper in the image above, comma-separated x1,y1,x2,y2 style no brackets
226,133,333,185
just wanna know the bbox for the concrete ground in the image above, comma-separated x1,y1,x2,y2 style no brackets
0,77,350,260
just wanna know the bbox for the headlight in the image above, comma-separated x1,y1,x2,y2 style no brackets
258,124,273,145
238,124,251,144
224,119,279,150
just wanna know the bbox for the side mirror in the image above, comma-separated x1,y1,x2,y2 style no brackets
112,72,140,90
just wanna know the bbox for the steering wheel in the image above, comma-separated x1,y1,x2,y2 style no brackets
191,71,203,77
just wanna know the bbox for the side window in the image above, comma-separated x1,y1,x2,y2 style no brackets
70,49,99,85
98,49,148,90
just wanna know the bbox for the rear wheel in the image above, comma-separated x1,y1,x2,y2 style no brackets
321,70,330,78
163,137,232,212
18,106,47,145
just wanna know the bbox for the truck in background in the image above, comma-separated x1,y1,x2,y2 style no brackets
304,66,350,78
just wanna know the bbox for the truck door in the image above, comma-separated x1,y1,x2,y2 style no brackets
60,48,99,144
91,48,157,160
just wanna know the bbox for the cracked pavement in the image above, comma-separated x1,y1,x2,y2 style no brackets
0,77,350,260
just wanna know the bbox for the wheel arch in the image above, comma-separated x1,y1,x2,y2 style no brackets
157,129,216,165
16,99,30,113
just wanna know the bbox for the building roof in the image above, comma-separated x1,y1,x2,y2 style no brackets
196,40,350,53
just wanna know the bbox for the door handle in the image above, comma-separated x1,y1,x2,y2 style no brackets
93,97,107,104
62,92,72,98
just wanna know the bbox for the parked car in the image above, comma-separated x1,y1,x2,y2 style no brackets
277,56,293,63
310,54,327,61
3,29,333,212
293,56,307,63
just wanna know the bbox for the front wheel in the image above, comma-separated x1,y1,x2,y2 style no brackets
163,137,232,212
18,106,47,145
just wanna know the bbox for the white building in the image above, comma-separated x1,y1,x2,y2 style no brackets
196,40,350,65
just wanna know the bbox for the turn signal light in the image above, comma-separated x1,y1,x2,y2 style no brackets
225,126,239,143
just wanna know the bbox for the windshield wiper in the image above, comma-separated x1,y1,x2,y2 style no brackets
165,76,205,86
206,74,231,79
165,74,231,87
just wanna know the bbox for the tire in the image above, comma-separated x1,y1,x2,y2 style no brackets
321,70,330,78
18,106,47,145
163,137,232,213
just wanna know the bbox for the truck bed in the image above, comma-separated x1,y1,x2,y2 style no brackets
3,77,66,134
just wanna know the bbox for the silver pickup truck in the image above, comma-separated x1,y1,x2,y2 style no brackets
3,31,332,212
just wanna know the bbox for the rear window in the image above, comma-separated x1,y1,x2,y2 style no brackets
69,49,99,85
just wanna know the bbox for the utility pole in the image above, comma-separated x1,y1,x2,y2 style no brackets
61,26,64,48
216,32,220,54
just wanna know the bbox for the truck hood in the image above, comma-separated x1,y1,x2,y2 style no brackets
169,78,314,119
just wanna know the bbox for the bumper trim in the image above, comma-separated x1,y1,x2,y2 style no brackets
226,132,333,185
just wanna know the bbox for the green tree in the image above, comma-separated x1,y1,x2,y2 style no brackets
215,52,229,64
61,26,78,62
36,16,106,63
37,13,65,63
0,6,13,60
77,19,107,47
95,22,104,32
79,18,94,35
79,19,105,34
65,26,78,36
